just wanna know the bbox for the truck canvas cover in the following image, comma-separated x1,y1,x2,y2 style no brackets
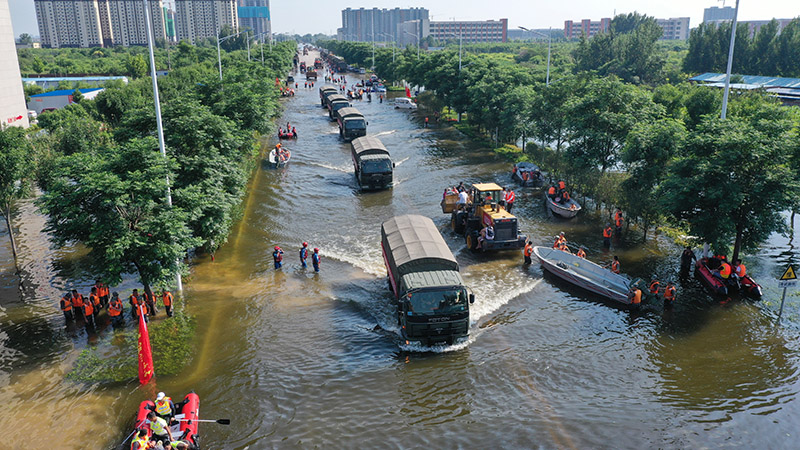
381,215,459,278
327,94,348,104
402,270,465,292
351,136,390,159
336,106,364,121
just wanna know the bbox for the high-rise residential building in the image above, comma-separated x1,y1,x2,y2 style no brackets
703,6,735,23
1,0,29,127
164,6,176,41
338,7,428,42
656,17,690,40
396,19,428,47
34,0,105,48
96,0,114,46
564,18,611,39
429,19,508,43
237,0,270,38
104,0,165,46
174,0,238,44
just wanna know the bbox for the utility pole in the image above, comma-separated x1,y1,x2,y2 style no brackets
720,0,740,119
143,0,182,293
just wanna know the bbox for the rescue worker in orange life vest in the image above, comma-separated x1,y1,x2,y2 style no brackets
523,239,533,265
152,391,176,422
71,289,85,320
108,292,124,327
615,210,624,234
733,259,746,279
300,242,309,269
603,224,613,248
89,287,101,318
628,286,642,309
161,289,174,318
663,283,677,308
547,185,557,199
129,289,141,319
504,188,516,213
713,259,732,280
610,255,621,274
648,279,661,295
312,248,321,272
576,246,586,259
273,246,284,269
83,298,95,328
60,292,74,321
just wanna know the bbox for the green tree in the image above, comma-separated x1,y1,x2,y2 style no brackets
0,127,33,274
18,33,33,45
661,112,796,261
38,138,200,295
125,54,148,79
621,119,687,239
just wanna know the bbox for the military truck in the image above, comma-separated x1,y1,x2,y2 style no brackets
381,215,474,346
336,107,367,141
326,94,351,120
306,69,317,80
319,86,337,107
450,182,527,252
351,136,393,190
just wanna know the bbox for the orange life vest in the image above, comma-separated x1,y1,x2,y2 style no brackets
505,191,515,203
548,186,556,195
649,281,660,294
562,191,570,201
523,244,533,257
603,227,613,238
83,301,93,316
162,292,173,307
130,294,140,306
558,181,566,190
664,285,676,301
72,294,84,308
90,294,101,307
611,260,620,273
735,263,746,278
631,289,642,304
719,262,732,279
616,216,623,228
108,300,122,316
61,297,72,312
577,249,586,258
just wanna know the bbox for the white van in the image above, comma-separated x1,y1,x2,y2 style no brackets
393,98,418,110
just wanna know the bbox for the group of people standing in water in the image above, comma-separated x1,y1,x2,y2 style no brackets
272,242,321,272
59,281,175,326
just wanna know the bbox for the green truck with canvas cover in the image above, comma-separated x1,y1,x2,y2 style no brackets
381,215,474,346
319,86,337,106
351,136,393,190
336,106,367,141
326,94,351,120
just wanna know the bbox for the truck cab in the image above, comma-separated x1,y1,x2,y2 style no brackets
351,136,393,190
336,107,367,141
451,182,527,251
381,215,475,346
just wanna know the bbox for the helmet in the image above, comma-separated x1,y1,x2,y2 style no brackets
156,392,165,401
559,232,565,236
314,248,319,252
303,242,308,247
274,246,280,250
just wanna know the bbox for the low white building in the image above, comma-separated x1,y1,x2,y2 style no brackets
27,87,104,115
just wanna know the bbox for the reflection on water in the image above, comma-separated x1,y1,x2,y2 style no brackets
0,51,799,449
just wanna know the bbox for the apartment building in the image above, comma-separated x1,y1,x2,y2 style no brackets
174,0,238,44
338,7,429,42
564,18,611,39
429,19,508,43
35,0,104,48
656,17,689,40
104,0,165,46
238,0,270,37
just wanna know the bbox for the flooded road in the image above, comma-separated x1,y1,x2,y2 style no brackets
1,50,799,449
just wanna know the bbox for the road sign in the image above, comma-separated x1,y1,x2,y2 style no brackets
779,265,797,280
778,280,797,288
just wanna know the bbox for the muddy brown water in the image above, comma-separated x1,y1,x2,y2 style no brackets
0,51,799,449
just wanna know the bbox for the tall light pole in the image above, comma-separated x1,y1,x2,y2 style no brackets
721,0,740,119
371,12,375,70
520,26,551,85
442,30,463,73
217,29,248,81
143,0,182,293
380,33,395,63
403,31,420,59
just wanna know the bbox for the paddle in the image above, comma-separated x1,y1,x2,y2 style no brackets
177,418,231,425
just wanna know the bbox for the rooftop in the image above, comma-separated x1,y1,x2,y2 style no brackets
689,73,800,89
30,88,104,98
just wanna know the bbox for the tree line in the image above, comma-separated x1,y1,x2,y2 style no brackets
1,40,296,297
320,21,800,262
684,18,800,77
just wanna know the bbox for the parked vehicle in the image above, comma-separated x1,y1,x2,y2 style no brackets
351,136,393,190
381,214,475,346
448,183,527,252
394,98,418,109
336,107,367,141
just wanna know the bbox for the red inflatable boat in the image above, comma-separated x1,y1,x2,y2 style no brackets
695,258,762,299
278,132,297,139
133,391,200,448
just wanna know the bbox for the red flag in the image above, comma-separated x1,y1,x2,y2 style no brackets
137,306,154,385
405,86,411,98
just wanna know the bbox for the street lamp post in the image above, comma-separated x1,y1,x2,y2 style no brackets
217,29,249,81
721,0,740,119
442,30,463,73
519,26,551,86
143,0,182,293
403,31,420,59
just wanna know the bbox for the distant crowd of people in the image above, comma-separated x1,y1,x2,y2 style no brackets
59,281,175,327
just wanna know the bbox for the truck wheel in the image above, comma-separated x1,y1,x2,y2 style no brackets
465,233,478,251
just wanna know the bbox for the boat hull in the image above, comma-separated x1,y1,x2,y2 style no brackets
133,392,200,448
544,194,581,218
534,246,631,304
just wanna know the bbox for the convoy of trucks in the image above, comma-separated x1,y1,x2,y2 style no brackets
381,215,474,346
350,136,393,190
336,107,367,141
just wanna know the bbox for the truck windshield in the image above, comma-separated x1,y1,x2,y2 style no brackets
408,289,467,315
348,119,366,129
362,159,392,173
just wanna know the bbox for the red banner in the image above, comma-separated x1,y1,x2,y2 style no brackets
137,306,154,385
405,87,411,98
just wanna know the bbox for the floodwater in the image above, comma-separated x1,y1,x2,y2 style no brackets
1,50,799,449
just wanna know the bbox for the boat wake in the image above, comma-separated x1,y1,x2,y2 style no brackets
373,130,397,137
307,162,351,173
393,156,410,166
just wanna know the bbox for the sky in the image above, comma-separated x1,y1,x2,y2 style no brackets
6,0,799,38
